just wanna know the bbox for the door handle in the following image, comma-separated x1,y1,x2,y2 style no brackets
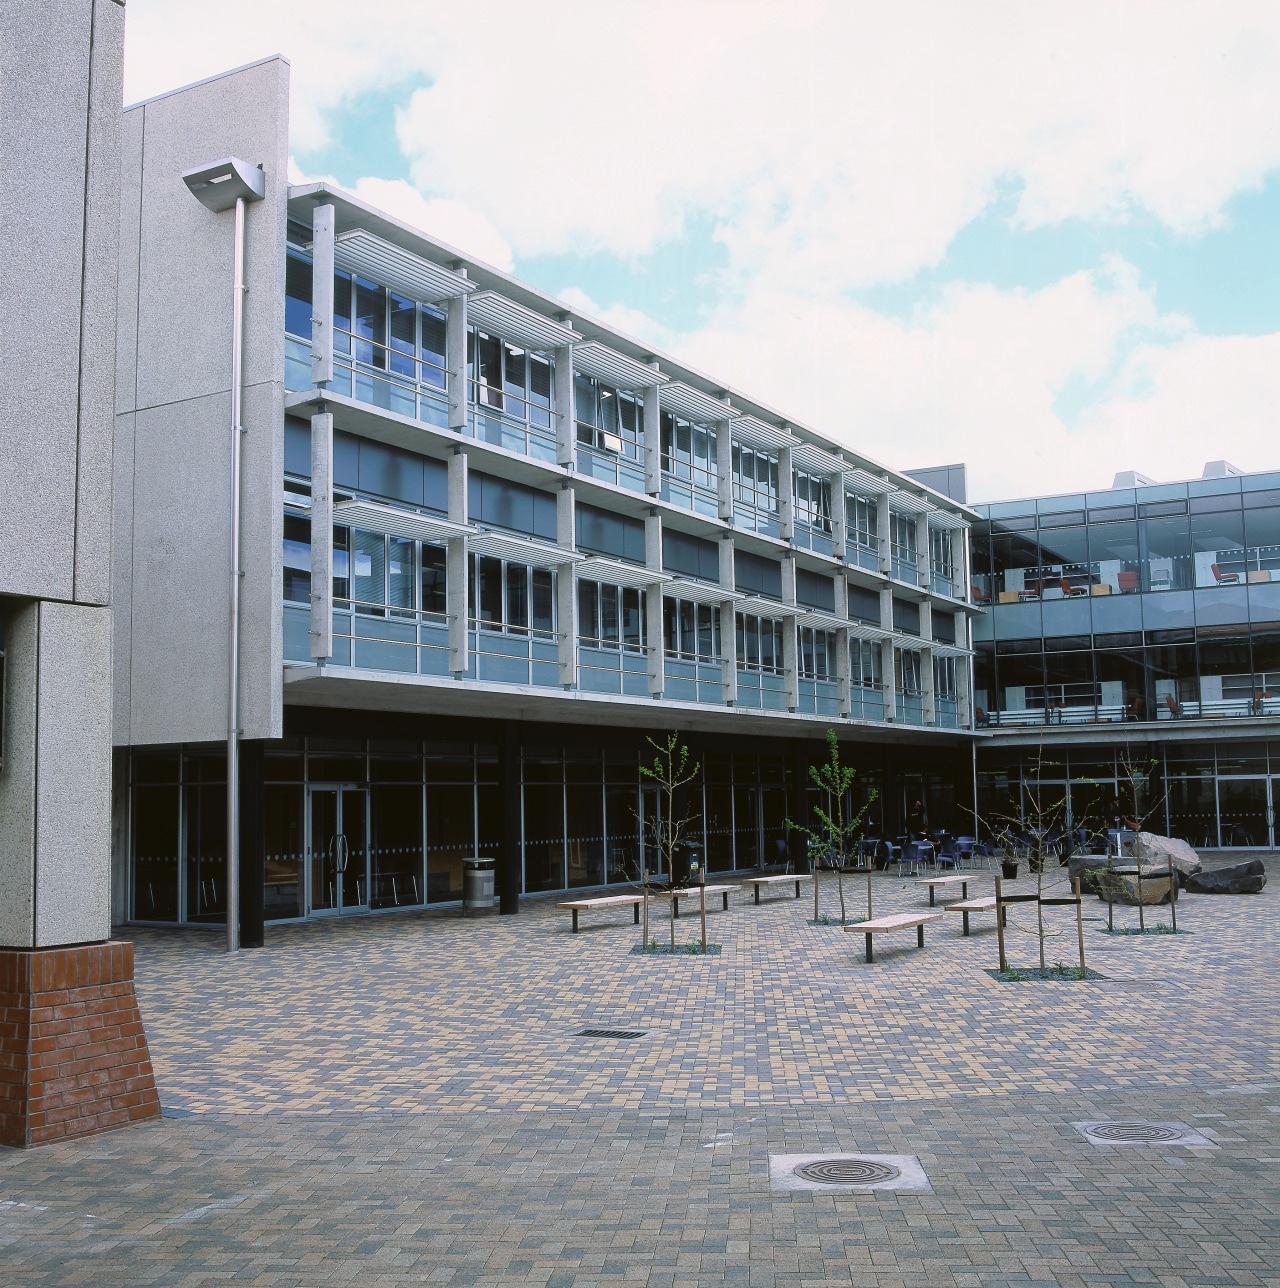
337,834,348,872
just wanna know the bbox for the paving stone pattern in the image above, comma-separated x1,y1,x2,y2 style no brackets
1,857,1276,1284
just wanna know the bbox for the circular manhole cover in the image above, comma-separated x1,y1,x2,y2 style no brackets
1086,1123,1183,1143
794,1158,901,1185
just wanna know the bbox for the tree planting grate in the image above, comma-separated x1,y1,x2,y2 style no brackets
1084,1122,1183,1143
794,1158,901,1185
575,1028,646,1040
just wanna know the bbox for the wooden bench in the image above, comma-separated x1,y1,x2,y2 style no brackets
845,911,943,962
740,874,811,903
649,884,738,917
916,874,977,906
557,894,644,933
945,896,1005,936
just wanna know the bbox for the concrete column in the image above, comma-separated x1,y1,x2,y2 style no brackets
956,649,973,727
554,344,575,466
918,599,932,647
499,722,521,915
778,445,795,541
309,202,334,385
831,477,848,559
834,575,849,620
446,290,468,432
557,480,577,687
447,447,469,675
715,420,733,521
781,551,798,711
917,513,931,589
922,646,936,725
645,509,664,695
835,626,851,717
877,492,892,575
719,534,736,702
309,410,333,659
881,638,897,722
643,386,662,495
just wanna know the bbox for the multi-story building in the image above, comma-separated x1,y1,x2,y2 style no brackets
972,462,1280,849
110,59,979,937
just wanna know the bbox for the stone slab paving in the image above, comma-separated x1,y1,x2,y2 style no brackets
1,856,1276,1284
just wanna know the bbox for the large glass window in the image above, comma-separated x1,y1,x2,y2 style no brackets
470,555,555,637
1191,503,1247,587
732,443,779,515
889,510,919,583
283,513,311,604
798,626,836,680
1089,520,1142,594
1036,526,1090,598
792,469,832,535
847,494,879,570
1198,631,1254,716
576,374,642,461
991,523,1040,601
1138,514,1191,592
735,612,785,674
664,596,720,661
578,579,645,650
467,329,556,456
929,527,956,595
661,411,717,514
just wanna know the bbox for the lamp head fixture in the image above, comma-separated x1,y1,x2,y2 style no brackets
181,157,265,212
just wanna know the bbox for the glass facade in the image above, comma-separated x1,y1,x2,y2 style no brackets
972,472,1280,727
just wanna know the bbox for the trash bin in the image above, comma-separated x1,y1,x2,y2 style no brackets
463,858,496,913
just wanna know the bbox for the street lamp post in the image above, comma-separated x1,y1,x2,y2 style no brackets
181,158,265,953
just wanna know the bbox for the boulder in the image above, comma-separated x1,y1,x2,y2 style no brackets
1088,866,1173,905
1186,859,1267,895
1135,832,1202,878
1067,854,1114,896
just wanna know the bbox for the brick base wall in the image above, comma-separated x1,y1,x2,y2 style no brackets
0,942,161,1148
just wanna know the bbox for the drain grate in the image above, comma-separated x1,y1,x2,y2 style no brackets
795,1158,900,1185
1085,1122,1183,1143
575,1028,646,1040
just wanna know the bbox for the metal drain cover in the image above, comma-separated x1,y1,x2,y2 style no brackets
1072,1120,1215,1148
795,1158,900,1185
575,1028,646,1040
770,1153,930,1193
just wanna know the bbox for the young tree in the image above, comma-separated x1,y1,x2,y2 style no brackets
638,732,702,951
787,729,878,924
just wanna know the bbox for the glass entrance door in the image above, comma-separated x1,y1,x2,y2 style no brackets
640,785,662,879
308,786,370,915
1217,778,1272,848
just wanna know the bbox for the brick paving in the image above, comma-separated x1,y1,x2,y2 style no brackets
1,856,1276,1284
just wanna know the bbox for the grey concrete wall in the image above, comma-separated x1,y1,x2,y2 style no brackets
0,0,124,948
0,600,113,947
114,57,289,746
0,0,124,603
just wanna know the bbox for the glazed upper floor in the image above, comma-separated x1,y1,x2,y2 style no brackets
282,184,975,602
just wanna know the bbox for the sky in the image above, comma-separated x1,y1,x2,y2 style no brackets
123,1,1280,503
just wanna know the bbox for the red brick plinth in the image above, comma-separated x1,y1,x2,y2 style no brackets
0,941,161,1148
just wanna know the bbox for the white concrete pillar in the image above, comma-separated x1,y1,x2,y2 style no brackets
834,575,848,620
835,626,851,717
557,483,577,687
309,202,334,386
447,447,469,675
309,410,333,659
881,639,897,723
554,344,575,467
645,508,664,695
446,289,468,433
877,491,892,576
831,477,848,560
917,513,931,589
716,421,733,521
956,648,972,728
778,444,795,541
921,641,936,726
644,386,662,496
719,534,736,702
781,550,798,710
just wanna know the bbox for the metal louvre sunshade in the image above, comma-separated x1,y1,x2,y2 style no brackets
573,342,667,391
737,594,800,618
661,577,738,606
927,508,970,531
795,609,848,632
788,438,848,476
468,529,581,565
660,381,738,423
848,620,894,642
334,499,471,545
929,641,974,658
576,557,669,590
732,415,793,452
466,292,580,350
332,230,475,304
844,467,894,496
887,489,934,515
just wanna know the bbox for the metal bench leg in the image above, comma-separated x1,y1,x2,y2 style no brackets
633,903,640,925
572,910,579,933
754,885,760,904
917,925,925,948
929,887,936,906
962,911,970,936
722,893,729,911
865,933,874,964
794,880,801,898
961,881,968,900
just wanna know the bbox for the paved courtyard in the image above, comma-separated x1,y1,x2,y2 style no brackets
2,857,1277,1285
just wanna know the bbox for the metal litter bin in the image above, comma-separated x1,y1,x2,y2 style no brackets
463,858,496,913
